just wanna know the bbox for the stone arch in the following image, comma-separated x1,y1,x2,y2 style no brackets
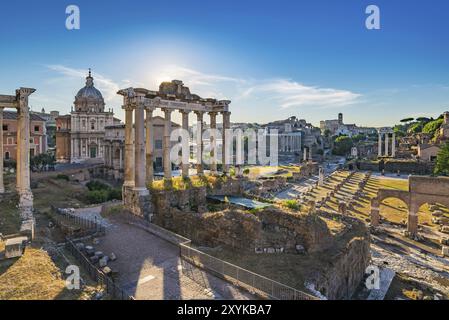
379,196,409,226
370,189,410,228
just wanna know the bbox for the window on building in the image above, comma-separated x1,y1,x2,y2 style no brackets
91,123,95,130
2,125,7,131
155,157,163,168
155,140,163,150
34,125,40,132
5,151,10,160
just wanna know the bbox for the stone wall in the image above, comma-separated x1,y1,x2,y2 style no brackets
358,160,434,174
155,206,334,254
122,186,152,220
308,235,370,299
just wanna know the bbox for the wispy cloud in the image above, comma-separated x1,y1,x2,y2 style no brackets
151,65,360,109
241,79,361,109
46,65,120,103
45,64,361,116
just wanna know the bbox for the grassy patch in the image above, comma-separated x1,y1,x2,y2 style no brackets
0,247,93,300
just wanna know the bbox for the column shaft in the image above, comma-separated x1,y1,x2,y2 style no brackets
134,104,146,189
378,133,382,157
221,111,230,174
123,105,134,187
385,133,389,157
163,109,172,179
16,88,35,221
392,133,396,158
209,112,217,174
195,112,204,175
181,111,189,178
145,108,154,184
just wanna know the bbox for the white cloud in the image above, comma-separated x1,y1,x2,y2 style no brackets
46,65,120,104
241,79,361,109
45,64,361,119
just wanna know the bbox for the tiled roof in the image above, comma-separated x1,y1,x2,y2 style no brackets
3,110,46,122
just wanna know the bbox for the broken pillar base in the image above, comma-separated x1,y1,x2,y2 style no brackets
123,186,153,221
18,190,34,221
20,219,35,240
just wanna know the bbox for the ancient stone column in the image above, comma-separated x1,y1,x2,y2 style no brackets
145,107,154,185
221,111,231,175
16,88,35,220
162,108,172,180
180,110,189,178
378,132,382,157
407,213,418,238
391,132,396,158
0,107,4,193
195,111,204,175
370,198,380,226
385,133,389,157
209,112,217,174
123,104,135,187
134,101,146,189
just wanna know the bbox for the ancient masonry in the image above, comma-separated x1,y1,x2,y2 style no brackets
371,176,449,237
118,80,231,218
0,88,36,238
377,127,396,158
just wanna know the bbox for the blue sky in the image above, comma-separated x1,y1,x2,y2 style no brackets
0,0,448,126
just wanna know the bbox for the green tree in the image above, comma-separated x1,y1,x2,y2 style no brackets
408,122,423,134
423,119,443,136
400,118,415,124
30,152,56,172
434,142,449,176
332,136,354,156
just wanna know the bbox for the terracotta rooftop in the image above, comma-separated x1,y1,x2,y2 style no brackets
3,110,46,122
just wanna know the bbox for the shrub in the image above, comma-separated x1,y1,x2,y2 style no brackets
108,188,122,201
55,174,69,181
243,168,250,175
86,180,110,191
282,200,301,211
86,190,109,204
423,119,443,136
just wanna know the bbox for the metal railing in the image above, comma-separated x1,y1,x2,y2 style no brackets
179,243,318,300
65,239,133,300
50,206,105,238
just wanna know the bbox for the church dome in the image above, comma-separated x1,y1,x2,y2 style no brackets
76,69,103,101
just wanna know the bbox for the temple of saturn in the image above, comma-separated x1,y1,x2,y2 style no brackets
0,88,36,238
377,127,396,158
118,80,231,218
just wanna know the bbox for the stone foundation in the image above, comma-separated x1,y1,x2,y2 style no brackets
122,186,153,221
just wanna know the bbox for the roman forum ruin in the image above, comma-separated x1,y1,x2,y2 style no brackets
378,127,396,158
0,88,36,237
118,80,231,217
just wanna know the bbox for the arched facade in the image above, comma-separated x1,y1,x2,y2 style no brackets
371,176,449,237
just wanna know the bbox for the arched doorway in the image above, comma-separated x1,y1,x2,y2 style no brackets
379,197,409,227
